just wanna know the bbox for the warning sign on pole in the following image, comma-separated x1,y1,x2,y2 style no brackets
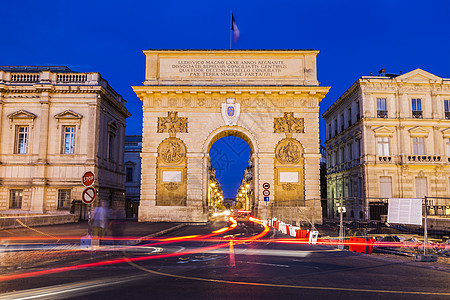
82,187,96,204
82,171,95,187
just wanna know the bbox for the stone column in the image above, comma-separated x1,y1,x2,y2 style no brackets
87,101,99,164
433,126,440,155
399,92,408,118
431,92,438,119
38,93,50,163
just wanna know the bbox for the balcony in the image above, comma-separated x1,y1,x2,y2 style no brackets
377,156,392,163
377,110,388,118
405,155,442,163
10,73,40,83
412,110,423,118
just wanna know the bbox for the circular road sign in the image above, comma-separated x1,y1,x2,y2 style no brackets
262,182,270,190
82,171,95,187
82,187,96,204
263,190,270,196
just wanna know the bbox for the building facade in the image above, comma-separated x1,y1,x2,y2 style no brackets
133,50,330,223
0,66,130,216
124,135,142,218
323,69,450,220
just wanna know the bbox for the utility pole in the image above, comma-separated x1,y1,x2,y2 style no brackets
338,195,344,250
424,196,428,256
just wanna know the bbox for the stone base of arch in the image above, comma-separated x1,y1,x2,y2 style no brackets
138,206,207,223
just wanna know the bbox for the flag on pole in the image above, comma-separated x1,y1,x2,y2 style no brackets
231,12,240,43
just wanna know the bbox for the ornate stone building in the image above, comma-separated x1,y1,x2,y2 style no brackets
133,50,329,223
323,69,450,219
0,66,130,217
124,135,142,218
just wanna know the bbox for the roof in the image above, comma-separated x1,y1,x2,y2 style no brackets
0,66,75,73
144,49,317,51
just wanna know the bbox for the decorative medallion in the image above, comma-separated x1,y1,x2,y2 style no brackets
157,112,188,135
275,138,302,164
274,112,304,134
221,98,240,126
282,183,297,191
158,137,186,164
164,182,180,191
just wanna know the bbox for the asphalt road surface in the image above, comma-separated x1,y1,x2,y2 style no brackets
0,218,449,300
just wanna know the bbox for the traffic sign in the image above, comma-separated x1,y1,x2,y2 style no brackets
263,190,270,196
82,187,96,204
264,197,269,202
262,182,270,189
82,171,95,187
337,206,346,213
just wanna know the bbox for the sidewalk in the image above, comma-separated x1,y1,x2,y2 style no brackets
0,221,184,246
0,221,186,270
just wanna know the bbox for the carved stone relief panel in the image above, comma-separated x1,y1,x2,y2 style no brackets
273,112,304,134
158,137,186,164
275,138,302,164
157,111,188,135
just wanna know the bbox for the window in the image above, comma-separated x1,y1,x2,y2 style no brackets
379,177,392,199
413,137,425,155
63,126,75,154
412,98,423,118
108,133,115,162
356,101,360,120
347,107,352,127
355,139,361,158
334,119,338,136
348,142,353,161
10,189,23,208
445,100,450,120
415,177,427,198
58,189,71,209
340,114,344,131
126,167,134,182
377,137,390,155
15,126,28,154
328,124,331,140
377,98,387,118
340,146,345,163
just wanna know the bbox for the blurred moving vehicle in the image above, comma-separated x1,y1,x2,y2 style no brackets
230,210,252,223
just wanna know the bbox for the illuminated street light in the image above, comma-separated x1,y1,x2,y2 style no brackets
210,182,216,187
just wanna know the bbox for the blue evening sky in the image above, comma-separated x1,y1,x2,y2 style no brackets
2,0,449,197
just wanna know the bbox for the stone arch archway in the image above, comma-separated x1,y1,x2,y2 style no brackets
203,126,258,214
133,50,330,223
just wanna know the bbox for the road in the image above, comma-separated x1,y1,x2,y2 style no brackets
0,218,449,299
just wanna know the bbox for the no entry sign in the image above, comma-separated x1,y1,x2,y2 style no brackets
82,171,95,187
263,190,270,196
262,182,270,190
82,187,96,204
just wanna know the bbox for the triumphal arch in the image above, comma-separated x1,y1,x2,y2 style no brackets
133,50,329,223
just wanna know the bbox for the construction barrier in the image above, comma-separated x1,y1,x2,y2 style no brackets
348,237,376,254
296,229,310,239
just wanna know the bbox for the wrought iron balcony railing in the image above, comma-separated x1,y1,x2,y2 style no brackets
377,110,388,118
412,110,423,118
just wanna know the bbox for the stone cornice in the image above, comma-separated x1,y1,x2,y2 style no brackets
133,86,330,99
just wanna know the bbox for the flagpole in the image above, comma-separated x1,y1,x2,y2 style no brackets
230,11,232,50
